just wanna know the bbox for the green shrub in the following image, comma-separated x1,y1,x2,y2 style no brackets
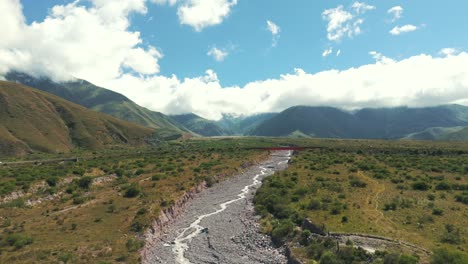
46,177,58,187
411,181,430,191
430,248,467,264
441,224,462,244
125,239,144,252
271,220,294,245
76,176,93,189
123,185,141,198
435,182,451,190
6,233,33,249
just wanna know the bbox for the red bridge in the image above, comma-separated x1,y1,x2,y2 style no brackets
248,146,323,151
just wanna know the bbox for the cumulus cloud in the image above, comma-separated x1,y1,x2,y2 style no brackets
0,0,160,83
369,51,395,64
322,48,333,57
207,47,229,61
177,0,238,31
151,0,178,6
351,2,376,14
103,52,468,120
2,1,468,121
322,2,374,42
439,48,461,57
388,6,403,22
390,24,418,35
266,20,281,47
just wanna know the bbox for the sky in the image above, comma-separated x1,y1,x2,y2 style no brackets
1,0,468,120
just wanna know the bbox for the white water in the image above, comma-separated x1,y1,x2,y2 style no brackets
172,151,291,264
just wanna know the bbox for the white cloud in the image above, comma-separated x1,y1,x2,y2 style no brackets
0,0,161,83
352,2,376,14
3,0,468,121
439,48,461,57
322,2,374,42
388,6,403,22
266,20,281,47
177,0,238,31
266,20,280,35
322,48,333,57
207,47,228,61
390,24,418,35
105,52,468,120
151,0,178,6
369,51,395,64
336,49,341,56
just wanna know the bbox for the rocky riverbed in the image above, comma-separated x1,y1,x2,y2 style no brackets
142,150,292,264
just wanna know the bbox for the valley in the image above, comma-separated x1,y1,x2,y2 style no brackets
0,138,466,263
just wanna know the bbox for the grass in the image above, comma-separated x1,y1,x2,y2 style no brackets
0,138,271,263
254,139,468,263
1,137,468,263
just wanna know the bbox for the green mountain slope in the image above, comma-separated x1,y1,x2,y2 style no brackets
216,113,277,135
5,72,187,139
171,113,229,136
405,126,468,141
249,105,468,140
0,81,158,157
248,106,356,138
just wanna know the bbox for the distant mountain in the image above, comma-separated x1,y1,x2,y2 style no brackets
217,113,277,135
171,113,229,137
248,105,468,140
248,106,356,138
0,81,159,157
5,72,188,139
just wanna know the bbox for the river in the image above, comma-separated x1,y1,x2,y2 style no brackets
142,150,292,264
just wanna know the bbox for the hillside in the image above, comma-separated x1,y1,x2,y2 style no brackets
406,126,468,141
5,72,187,139
171,113,229,136
249,105,468,139
216,113,277,135
0,81,158,156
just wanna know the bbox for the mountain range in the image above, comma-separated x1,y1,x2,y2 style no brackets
4,72,468,142
247,105,468,140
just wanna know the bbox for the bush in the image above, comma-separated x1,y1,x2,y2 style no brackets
435,182,451,191
123,185,141,198
6,233,33,249
412,181,430,191
271,220,294,245
76,176,93,189
441,224,461,244
350,179,367,188
432,208,444,216
384,202,397,211
46,177,58,187
308,199,322,210
319,251,341,264
125,239,144,252
431,248,467,264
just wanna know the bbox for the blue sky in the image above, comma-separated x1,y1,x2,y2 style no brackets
19,0,468,86
2,0,468,119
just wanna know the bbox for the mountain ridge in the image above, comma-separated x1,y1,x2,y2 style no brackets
248,105,468,140
5,72,188,139
0,81,159,157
